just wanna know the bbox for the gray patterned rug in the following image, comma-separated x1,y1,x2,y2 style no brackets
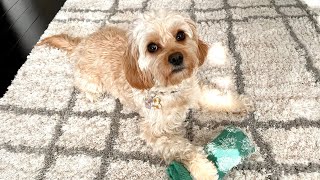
1,0,320,179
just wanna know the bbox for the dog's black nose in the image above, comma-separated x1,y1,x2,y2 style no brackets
168,52,183,66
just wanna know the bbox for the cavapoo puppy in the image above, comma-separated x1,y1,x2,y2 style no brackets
38,10,252,180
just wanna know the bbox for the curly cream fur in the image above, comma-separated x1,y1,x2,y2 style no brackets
38,11,252,180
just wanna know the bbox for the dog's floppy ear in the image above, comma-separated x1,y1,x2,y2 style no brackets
123,40,154,90
185,18,208,66
197,39,208,66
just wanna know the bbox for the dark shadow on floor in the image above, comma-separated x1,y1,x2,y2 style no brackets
0,0,66,97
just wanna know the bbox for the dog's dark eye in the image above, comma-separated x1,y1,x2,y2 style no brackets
147,43,158,53
176,31,185,41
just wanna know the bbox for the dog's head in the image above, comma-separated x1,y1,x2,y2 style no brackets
123,10,208,89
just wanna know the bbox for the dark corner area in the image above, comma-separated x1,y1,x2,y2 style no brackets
0,0,66,97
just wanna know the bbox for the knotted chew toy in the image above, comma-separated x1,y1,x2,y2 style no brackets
167,126,255,180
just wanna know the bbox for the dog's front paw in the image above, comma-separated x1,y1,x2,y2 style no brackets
188,156,218,180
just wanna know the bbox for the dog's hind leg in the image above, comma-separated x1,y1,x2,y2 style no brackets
74,69,104,102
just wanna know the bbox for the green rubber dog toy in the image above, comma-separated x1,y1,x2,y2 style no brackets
166,126,255,180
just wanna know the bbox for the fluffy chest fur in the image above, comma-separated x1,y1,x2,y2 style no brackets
131,76,200,135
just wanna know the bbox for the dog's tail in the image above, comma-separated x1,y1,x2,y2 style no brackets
36,34,81,53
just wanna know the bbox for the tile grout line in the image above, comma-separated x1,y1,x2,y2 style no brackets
278,162,320,175
184,0,197,144
141,0,151,12
270,1,320,176
189,0,196,22
113,150,165,166
295,0,320,34
61,7,140,13
235,161,269,173
247,113,281,178
2,103,319,130
270,0,320,83
0,104,63,117
197,14,310,23
2,140,320,175
223,0,245,95
96,2,157,178
55,146,104,157
193,116,248,129
51,14,312,24
1,1,319,178
95,3,158,178
0,102,139,122
2,116,318,156
0,142,46,155
105,0,120,25
100,1,115,28
236,161,320,175
255,117,320,130
59,3,300,14
70,110,139,119
194,2,253,163
91,2,121,180
35,88,77,180
223,0,279,178
196,4,301,12
108,19,131,24
93,99,122,180
52,18,105,23
185,110,195,142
